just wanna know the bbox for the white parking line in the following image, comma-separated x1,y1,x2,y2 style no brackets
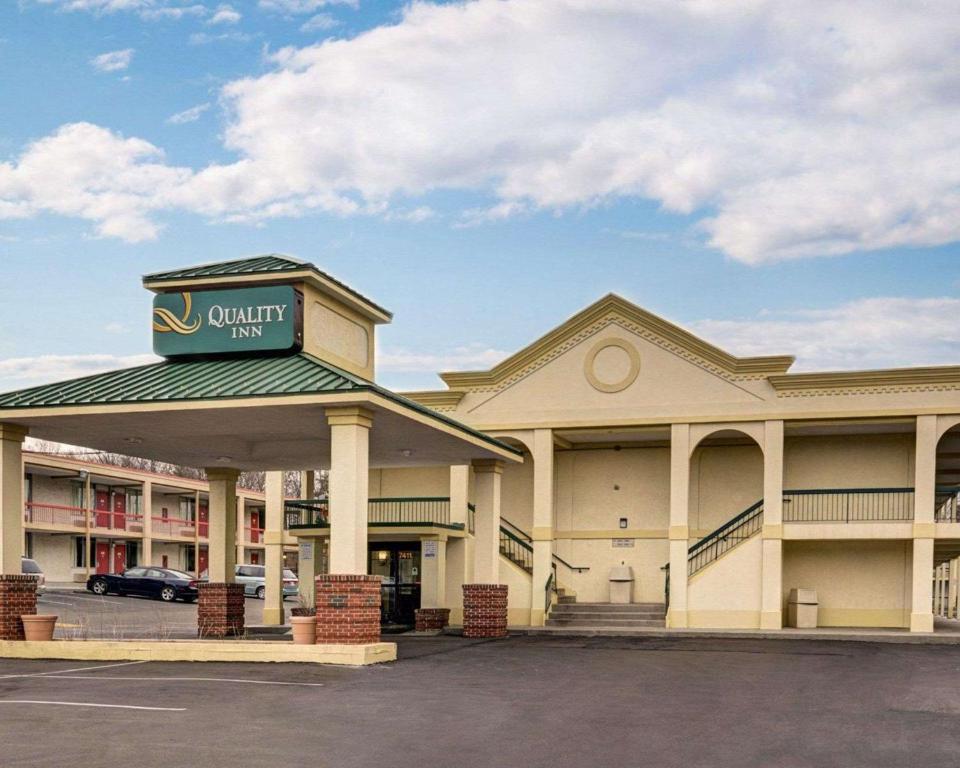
0,700,186,711
0,661,149,679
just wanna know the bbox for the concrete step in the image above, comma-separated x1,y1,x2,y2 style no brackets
546,618,666,628
549,610,666,620
551,603,665,613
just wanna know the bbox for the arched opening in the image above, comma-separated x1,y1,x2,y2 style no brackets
689,429,764,536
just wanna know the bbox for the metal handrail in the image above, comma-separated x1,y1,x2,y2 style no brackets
500,516,531,542
284,497,465,529
545,567,555,614
500,516,590,571
782,487,914,523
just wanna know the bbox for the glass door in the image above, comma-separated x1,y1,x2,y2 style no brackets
368,543,421,627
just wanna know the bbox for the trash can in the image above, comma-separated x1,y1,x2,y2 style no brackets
787,588,818,628
609,565,634,604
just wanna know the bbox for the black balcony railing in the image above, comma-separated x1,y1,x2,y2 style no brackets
284,497,464,530
782,488,914,523
936,487,960,522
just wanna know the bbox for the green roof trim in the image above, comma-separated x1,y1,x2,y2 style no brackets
0,353,520,457
142,254,392,320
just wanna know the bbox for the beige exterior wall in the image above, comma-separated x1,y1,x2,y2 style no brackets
688,534,764,628
29,534,77,582
783,540,913,628
784,434,914,489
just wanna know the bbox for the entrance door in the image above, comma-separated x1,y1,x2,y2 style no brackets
95,490,110,528
198,546,209,577
250,551,260,565
113,492,126,530
112,542,126,574
95,541,110,574
368,543,421,627
198,504,208,538
250,511,260,543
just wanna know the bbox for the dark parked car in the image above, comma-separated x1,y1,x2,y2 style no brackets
86,567,200,603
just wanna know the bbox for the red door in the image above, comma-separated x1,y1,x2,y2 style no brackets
113,492,126,530
250,551,260,565
198,504,208,538
95,490,110,528
198,547,209,577
113,543,126,574
250,511,260,543
95,541,110,574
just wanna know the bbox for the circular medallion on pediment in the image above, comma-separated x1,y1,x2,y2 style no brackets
584,338,640,393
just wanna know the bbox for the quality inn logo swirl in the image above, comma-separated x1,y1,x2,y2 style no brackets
152,292,202,335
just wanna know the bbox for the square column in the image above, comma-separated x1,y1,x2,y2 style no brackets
761,420,784,630
912,415,937,632
420,536,446,608
667,424,690,628
200,467,243,638
530,428,555,626
262,471,286,625
205,468,239,582
0,424,27,575
446,465,473,625
950,558,959,619
471,459,503,584
327,407,373,575
141,480,153,567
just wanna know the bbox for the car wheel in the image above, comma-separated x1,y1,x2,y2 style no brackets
256,586,265,600
91,579,109,596
160,586,177,602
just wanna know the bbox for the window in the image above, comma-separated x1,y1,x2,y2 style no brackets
126,541,138,568
24,474,32,504
145,569,166,579
24,532,33,559
126,490,142,517
179,497,196,521
71,483,84,509
74,537,89,568
125,567,147,578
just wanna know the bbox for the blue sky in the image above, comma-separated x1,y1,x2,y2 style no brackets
0,0,958,393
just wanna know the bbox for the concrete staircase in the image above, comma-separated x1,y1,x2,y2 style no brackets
546,602,667,629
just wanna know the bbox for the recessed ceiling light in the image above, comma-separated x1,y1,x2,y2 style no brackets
124,437,143,445
216,456,233,463
400,449,413,457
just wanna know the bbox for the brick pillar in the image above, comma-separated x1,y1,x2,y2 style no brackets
315,574,381,644
0,575,38,641
415,608,451,632
197,582,245,639
463,584,508,638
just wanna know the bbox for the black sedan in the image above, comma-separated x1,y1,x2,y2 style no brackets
86,567,200,603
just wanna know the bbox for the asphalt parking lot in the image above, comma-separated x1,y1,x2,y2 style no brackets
2,635,960,768
38,588,291,639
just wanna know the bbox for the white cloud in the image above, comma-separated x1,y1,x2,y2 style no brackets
208,3,241,24
140,4,206,20
7,1,960,263
691,298,960,371
189,30,252,44
299,12,338,32
37,0,152,11
258,0,357,14
166,102,211,125
377,344,509,374
90,48,134,72
0,353,159,390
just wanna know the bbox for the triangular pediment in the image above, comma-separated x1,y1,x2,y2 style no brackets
403,295,795,422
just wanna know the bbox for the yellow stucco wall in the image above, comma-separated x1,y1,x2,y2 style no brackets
687,534,763,628
784,434,914,489
782,540,912,628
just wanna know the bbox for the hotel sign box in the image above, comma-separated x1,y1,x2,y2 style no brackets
153,286,304,358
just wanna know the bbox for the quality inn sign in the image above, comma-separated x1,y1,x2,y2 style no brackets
152,285,304,358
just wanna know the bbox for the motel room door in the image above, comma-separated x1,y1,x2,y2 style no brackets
112,542,126,574
95,541,110,574
113,492,126,531
198,503,208,538
198,547,209,577
95,490,110,528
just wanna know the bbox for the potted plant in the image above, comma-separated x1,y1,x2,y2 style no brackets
21,614,58,641
290,597,316,645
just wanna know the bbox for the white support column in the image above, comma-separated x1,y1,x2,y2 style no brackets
193,489,201,579
761,420,784,630
950,558,959,619
530,428,554,626
0,424,27,574
262,471,286,625
449,465,469,528
83,472,92,578
205,468,239,583
446,465,473,625
668,423,690,628
327,407,372,575
420,536,447,608
912,415,937,632
141,480,153,567
472,459,503,584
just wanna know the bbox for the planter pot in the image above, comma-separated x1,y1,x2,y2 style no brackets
22,614,57,642
290,615,317,645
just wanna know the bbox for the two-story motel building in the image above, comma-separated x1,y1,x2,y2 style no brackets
5,255,960,635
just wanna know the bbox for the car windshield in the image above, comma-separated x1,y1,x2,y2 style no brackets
283,569,297,579
164,569,194,580
21,559,42,574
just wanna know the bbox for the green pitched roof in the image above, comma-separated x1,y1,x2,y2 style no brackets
0,353,520,456
143,255,305,282
142,254,392,320
0,353,362,408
